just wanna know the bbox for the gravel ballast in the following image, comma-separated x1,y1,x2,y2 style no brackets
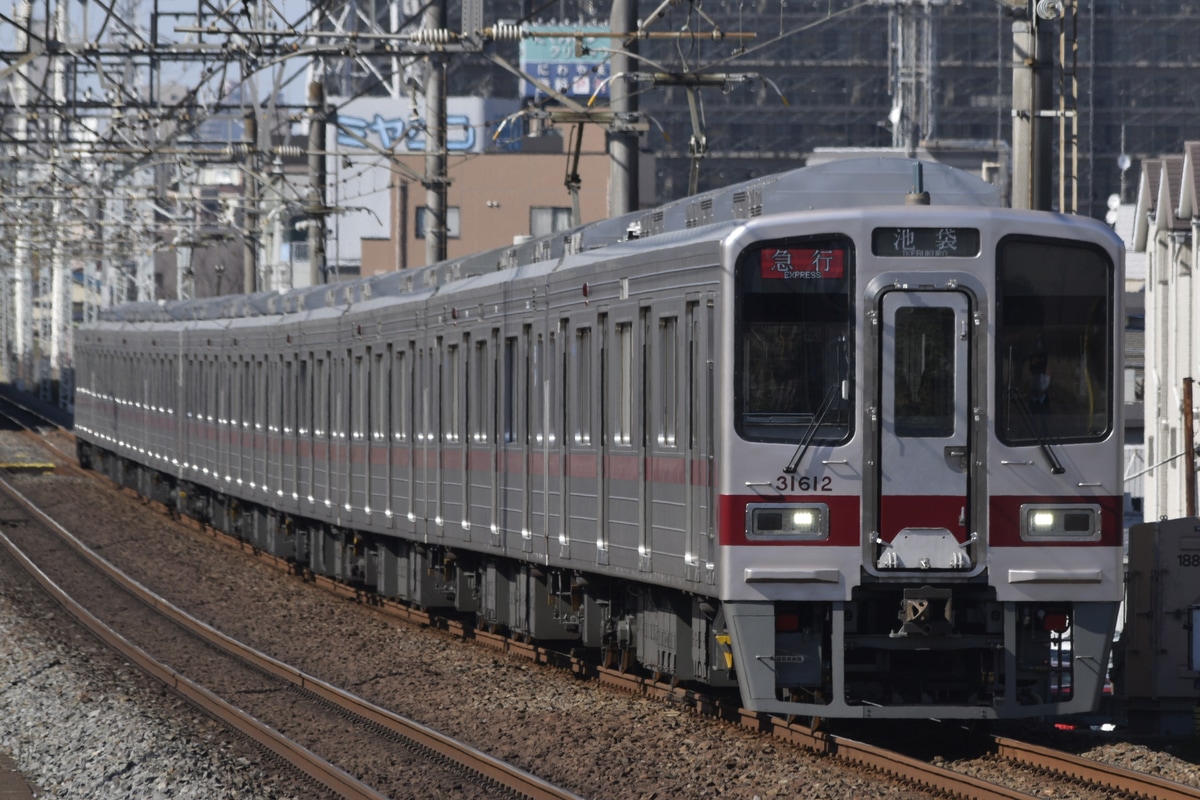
0,555,311,800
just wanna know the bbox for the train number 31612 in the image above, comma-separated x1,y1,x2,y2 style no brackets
775,475,834,493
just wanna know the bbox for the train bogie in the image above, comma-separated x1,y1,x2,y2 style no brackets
75,159,1124,721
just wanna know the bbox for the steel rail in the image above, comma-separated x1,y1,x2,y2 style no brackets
995,736,1200,800
0,509,387,800
0,471,584,800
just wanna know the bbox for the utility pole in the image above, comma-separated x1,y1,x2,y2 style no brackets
306,80,328,287
888,0,944,155
49,0,71,378
10,0,35,386
609,0,639,214
243,109,258,294
1011,0,1057,210
423,0,449,265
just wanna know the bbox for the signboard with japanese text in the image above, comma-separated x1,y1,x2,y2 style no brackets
871,227,981,258
760,248,846,280
332,96,521,155
518,23,611,101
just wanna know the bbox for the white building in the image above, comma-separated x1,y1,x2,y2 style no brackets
1133,142,1200,520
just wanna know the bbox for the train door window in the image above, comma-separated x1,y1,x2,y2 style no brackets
392,346,408,442
503,336,518,444
531,333,544,445
272,359,280,434
338,352,349,442
316,357,328,438
446,342,461,443
574,328,592,445
472,338,488,442
244,360,253,429
225,358,236,426
734,235,854,444
256,359,266,431
523,325,533,446
372,350,386,441
284,359,294,434
614,322,633,446
995,237,1114,444
299,357,311,436
352,354,366,441
169,356,177,414
894,307,956,437
207,358,216,423
659,316,678,447
548,327,559,446
229,359,237,427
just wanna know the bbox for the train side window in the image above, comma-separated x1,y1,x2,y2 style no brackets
734,236,854,444
996,237,1114,445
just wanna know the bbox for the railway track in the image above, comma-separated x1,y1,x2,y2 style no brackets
0,443,584,800
1,392,1198,800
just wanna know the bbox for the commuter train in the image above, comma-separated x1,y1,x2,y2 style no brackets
74,158,1124,720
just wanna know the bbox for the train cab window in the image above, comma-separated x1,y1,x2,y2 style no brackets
996,237,1114,445
735,236,854,444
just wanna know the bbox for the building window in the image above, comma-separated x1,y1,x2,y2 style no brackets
530,207,572,237
415,207,461,239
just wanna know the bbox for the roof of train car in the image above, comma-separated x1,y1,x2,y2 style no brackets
95,158,999,325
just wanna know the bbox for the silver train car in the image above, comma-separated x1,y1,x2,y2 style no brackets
74,159,1124,720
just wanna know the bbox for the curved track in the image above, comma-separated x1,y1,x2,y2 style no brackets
0,430,583,800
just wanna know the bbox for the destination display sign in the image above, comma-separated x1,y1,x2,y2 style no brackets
760,247,846,280
871,227,980,258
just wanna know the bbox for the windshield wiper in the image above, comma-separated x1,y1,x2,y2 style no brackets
1008,388,1065,475
783,383,841,474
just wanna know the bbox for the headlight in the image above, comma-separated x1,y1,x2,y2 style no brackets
747,503,829,540
1020,504,1101,541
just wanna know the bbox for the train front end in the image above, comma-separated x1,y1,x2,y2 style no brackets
717,206,1124,720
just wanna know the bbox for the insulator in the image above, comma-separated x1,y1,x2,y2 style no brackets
409,28,454,45
489,22,522,42
272,145,304,158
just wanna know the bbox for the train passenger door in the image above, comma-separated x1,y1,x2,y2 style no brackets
687,296,716,585
348,349,369,523
877,290,971,568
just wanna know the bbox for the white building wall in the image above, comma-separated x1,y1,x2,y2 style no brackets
1142,226,1196,521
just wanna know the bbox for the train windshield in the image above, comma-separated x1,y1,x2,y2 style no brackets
996,236,1114,445
735,236,854,444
